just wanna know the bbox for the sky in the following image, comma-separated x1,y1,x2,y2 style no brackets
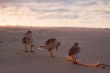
0,0,110,28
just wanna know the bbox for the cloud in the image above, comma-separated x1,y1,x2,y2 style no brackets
0,0,109,20
0,0,69,3
30,8,71,13
0,0,110,4
0,0,110,8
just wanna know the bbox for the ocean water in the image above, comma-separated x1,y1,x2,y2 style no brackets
0,0,110,28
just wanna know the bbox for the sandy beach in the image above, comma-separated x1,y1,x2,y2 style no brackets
0,27,110,73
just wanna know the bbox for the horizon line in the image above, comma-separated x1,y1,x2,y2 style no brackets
0,25,110,29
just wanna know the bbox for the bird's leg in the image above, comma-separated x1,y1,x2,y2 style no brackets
48,49,55,57
24,44,28,52
30,44,34,52
72,55,77,64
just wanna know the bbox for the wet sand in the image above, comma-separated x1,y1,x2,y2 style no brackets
0,27,110,73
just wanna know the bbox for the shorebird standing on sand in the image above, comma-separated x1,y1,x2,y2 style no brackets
22,30,34,52
68,42,80,64
40,38,61,57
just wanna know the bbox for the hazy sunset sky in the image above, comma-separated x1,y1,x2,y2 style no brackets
0,0,110,28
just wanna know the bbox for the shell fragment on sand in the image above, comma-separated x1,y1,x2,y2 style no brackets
65,56,73,61
65,56,110,68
